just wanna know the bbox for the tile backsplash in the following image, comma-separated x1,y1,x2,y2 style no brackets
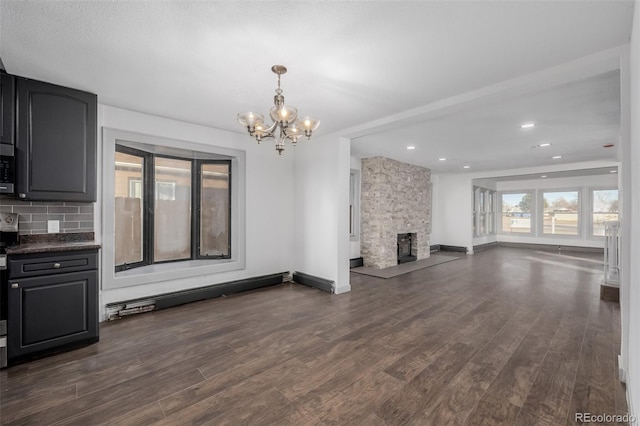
0,196,94,234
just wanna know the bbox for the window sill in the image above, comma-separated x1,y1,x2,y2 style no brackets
106,257,244,290
116,258,233,277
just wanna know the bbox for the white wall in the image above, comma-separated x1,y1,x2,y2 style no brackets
431,173,474,251
293,134,351,294
98,105,296,311
473,179,498,191
624,0,640,418
350,156,361,259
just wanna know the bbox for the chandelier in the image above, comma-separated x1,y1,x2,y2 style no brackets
237,65,320,155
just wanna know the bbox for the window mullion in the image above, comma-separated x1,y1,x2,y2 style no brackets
193,160,201,259
145,154,155,266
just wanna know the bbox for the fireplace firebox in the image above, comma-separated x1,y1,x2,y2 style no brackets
397,233,417,264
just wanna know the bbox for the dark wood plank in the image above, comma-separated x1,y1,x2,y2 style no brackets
0,247,626,425
466,302,566,424
5,368,205,426
566,380,616,425
158,354,307,418
85,401,167,426
516,313,587,425
377,341,478,425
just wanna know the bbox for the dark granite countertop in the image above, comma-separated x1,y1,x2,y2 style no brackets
6,232,101,255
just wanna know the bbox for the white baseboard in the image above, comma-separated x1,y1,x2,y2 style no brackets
333,284,351,294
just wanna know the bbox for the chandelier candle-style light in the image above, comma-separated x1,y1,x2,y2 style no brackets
238,65,320,155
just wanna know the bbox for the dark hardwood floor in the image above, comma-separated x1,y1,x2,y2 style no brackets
0,247,627,425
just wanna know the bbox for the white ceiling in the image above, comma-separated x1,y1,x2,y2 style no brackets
352,70,622,173
475,166,619,183
0,1,634,174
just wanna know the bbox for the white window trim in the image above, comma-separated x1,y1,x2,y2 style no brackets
473,186,497,238
102,127,246,290
538,187,582,239
589,186,619,240
498,190,535,236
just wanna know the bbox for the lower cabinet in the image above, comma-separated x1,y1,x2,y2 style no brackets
7,250,99,363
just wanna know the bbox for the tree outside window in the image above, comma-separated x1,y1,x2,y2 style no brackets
542,191,579,235
501,192,532,233
592,189,619,237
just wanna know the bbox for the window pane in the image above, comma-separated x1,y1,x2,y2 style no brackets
115,151,144,267
488,192,495,234
200,163,230,257
501,193,531,233
543,191,579,235
593,189,619,237
154,157,192,262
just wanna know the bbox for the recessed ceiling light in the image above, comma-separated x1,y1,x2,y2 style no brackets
407,146,415,150
610,170,618,173
521,122,536,129
463,165,470,169
438,158,446,161
538,143,552,147
552,155,562,159
541,175,547,178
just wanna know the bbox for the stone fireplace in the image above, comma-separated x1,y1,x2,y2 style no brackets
360,156,431,269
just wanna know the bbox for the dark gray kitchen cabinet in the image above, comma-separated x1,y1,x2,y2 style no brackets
0,72,15,145
7,250,99,363
15,77,97,201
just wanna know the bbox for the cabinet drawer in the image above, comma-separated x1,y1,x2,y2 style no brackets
8,250,97,279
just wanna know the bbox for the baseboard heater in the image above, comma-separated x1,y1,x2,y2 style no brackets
106,272,288,320
292,271,334,293
438,245,468,253
496,242,604,254
473,242,498,253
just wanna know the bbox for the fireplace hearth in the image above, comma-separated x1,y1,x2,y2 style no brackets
397,233,417,264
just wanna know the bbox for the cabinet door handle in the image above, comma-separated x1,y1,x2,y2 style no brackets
53,263,61,269
11,283,18,289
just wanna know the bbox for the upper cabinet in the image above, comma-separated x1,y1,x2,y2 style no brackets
15,77,97,202
0,73,15,145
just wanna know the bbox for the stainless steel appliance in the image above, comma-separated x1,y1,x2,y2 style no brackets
0,144,15,194
0,212,19,368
